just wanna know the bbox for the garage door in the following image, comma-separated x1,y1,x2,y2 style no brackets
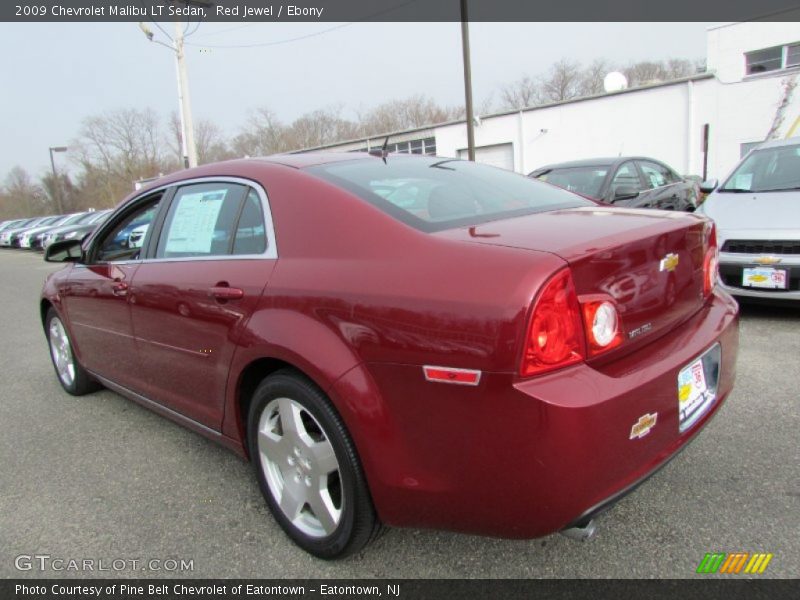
458,143,514,171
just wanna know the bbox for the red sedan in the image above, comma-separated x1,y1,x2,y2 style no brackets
41,154,738,558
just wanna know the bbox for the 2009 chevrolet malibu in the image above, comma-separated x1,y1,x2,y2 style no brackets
41,153,738,559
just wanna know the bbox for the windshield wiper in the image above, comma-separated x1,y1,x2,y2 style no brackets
718,188,753,193
751,186,800,192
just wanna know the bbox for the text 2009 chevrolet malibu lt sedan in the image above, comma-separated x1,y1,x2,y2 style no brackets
41,154,738,559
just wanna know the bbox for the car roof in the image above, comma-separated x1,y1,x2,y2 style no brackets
130,153,429,198
531,156,667,172
754,138,800,150
250,152,373,169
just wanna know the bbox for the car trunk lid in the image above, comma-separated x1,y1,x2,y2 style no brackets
436,206,713,355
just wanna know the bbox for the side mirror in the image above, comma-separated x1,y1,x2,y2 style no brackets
613,185,640,201
699,179,718,194
44,239,84,263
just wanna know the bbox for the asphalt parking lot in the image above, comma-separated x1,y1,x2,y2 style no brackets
1,249,798,579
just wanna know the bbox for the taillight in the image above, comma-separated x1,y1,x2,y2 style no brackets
703,222,718,296
521,269,584,377
581,298,623,356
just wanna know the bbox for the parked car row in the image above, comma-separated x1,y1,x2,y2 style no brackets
0,209,111,252
528,141,799,305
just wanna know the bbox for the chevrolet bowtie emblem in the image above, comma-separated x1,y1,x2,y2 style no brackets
659,253,680,272
754,256,782,265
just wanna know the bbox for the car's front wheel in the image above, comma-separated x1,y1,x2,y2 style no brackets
248,370,380,559
45,308,101,396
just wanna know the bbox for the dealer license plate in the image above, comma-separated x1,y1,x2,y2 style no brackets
742,267,787,289
678,350,718,433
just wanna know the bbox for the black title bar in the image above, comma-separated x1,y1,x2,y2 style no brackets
4,579,800,600
4,0,800,22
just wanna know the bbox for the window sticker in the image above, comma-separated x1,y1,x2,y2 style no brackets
164,189,227,254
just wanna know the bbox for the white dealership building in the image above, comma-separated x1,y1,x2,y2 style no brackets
305,19,800,181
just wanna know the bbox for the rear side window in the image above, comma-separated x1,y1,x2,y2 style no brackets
233,189,267,255
157,183,247,258
638,160,677,188
307,156,592,232
536,167,609,198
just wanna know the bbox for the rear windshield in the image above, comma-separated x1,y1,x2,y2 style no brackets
307,156,592,232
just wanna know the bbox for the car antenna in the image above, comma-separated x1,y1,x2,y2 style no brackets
369,136,391,164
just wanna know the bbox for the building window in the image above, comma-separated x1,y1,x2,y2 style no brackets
745,43,800,75
787,44,800,68
353,137,438,156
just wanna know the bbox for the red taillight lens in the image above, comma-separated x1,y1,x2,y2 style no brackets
581,298,623,356
703,222,718,296
521,269,584,377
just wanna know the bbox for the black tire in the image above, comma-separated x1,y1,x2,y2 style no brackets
45,308,101,396
247,369,380,559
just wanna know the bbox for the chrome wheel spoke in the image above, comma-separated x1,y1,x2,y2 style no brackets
308,440,338,476
278,398,305,437
308,487,340,536
278,481,305,520
258,429,290,465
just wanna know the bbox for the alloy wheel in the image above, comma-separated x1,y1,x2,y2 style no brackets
257,397,343,538
49,317,75,387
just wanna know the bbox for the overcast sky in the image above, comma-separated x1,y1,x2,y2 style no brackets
0,21,712,180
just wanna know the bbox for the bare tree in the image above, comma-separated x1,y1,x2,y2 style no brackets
71,108,166,204
3,167,46,217
539,59,584,103
579,59,613,96
499,75,541,110
231,107,290,156
168,112,233,166
41,172,82,213
286,107,359,150
623,61,666,87
358,95,464,136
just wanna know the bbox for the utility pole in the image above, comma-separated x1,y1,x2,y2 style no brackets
460,0,476,161
173,17,197,168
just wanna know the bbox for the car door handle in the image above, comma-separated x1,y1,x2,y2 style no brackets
209,285,244,300
112,282,128,296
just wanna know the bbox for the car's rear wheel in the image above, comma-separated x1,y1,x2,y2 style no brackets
45,308,101,396
248,370,379,559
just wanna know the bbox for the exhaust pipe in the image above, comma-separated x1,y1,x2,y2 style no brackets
560,519,597,542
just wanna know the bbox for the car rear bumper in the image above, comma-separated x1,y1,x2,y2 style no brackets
339,288,739,538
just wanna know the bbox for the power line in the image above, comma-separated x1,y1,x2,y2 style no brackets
190,23,257,40
138,0,173,42
185,21,355,49
185,0,421,50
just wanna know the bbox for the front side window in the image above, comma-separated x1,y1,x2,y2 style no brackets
308,156,592,232
93,196,161,263
608,162,643,198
